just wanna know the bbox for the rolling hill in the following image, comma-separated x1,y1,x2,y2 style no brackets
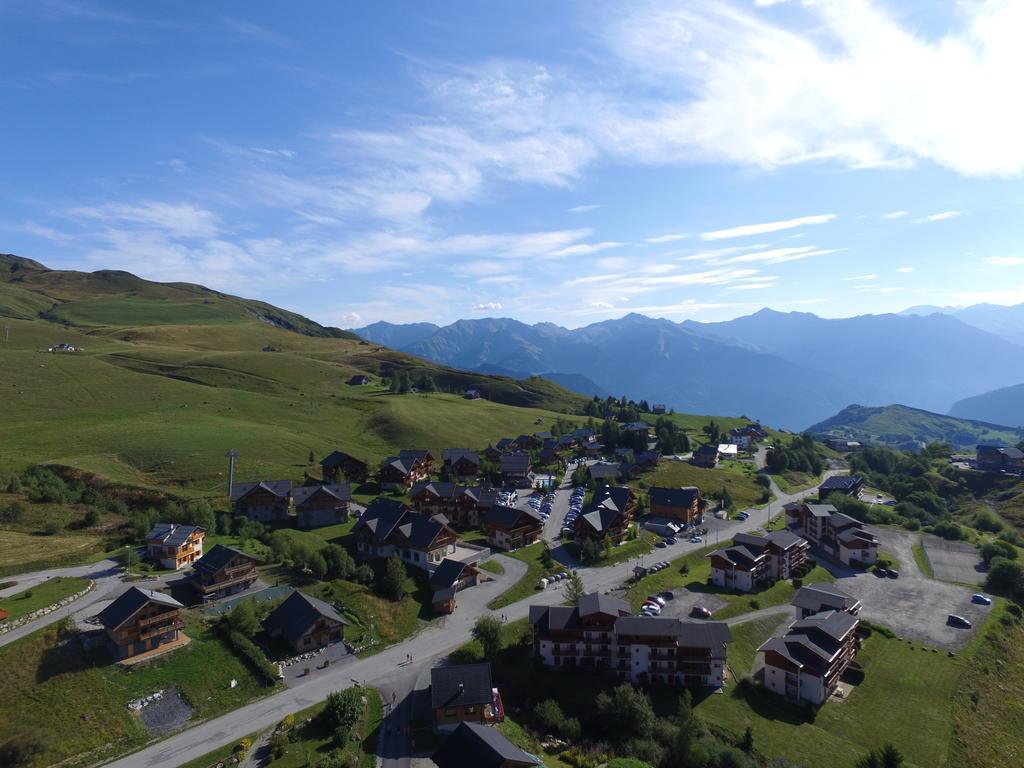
807,404,1022,450
0,254,586,495
949,383,1024,428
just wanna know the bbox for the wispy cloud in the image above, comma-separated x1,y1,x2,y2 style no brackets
896,266,914,273
645,232,688,244
984,256,1024,266
67,201,221,238
916,211,962,223
843,274,877,282
472,301,503,311
881,211,908,220
699,214,836,241
568,204,600,213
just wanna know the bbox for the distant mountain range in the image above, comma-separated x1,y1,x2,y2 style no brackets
807,404,1021,451
354,306,1024,430
902,302,1024,347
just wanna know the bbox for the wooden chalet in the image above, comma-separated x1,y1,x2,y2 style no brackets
98,587,184,661
648,486,703,525
483,504,543,551
230,480,293,523
188,544,258,600
378,449,434,490
574,486,636,545
431,722,538,768
320,451,368,483
352,498,460,570
430,662,504,732
691,443,719,468
429,558,482,614
144,523,205,570
263,589,348,653
499,451,532,487
442,449,481,482
293,483,351,529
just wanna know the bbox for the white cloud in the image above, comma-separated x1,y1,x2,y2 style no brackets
710,246,836,265
645,232,689,244
472,301,503,311
984,256,1024,266
897,266,914,273
337,311,362,328
881,211,908,220
952,286,1024,306
548,241,623,258
68,201,221,238
916,211,962,223
699,214,835,241
843,274,877,281
568,204,601,213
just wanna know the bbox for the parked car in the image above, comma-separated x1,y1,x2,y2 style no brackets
656,541,667,549
886,569,899,579
971,594,993,605
735,512,749,521
648,595,667,607
689,536,703,543
947,614,972,629
690,606,712,618
665,537,677,545
874,567,890,578
659,591,675,601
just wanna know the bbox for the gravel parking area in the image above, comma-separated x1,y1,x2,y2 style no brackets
922,536,986,585
823,530,990,651
138,686,192,736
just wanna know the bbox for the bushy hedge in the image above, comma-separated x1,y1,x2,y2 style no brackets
226,630,279,684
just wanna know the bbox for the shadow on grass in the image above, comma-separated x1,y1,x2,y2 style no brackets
37,635,110,683
724,681,815,726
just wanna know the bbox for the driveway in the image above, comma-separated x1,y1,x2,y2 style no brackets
820,529,990,650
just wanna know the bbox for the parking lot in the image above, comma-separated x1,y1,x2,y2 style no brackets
921,535,986,585
823,530,990,650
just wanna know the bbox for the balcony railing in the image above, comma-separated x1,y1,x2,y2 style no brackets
138,617,183,641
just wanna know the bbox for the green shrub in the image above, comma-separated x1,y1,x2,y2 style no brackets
226,631,278,684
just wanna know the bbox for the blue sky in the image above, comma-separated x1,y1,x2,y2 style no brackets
2,0,1024,328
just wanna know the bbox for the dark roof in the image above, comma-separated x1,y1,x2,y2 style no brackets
397,515,450,550
790,609,859,642
484,504,541,529
381,456,412,475
694,443,719,455
353,498,409,541
648,486,700,508
263,590,348,644
805,503,837,518
430,558,473,589
500,452,532,473
708,544,762,568
791,584,859,612
615,616,685,637
400,449,432,462
431,721,537,768
430,662,494,709
819,475,863,492
293,483,351,506
528,605,579,635
978,444,1024,458
463,486,500,507
496,438,515,449
443,449,480,466
98,586,182,631
578,592,630,618
192,544,254,577
230,480,292,502
591,485,632,512
410,481,462,499
588,463,621,480
145,522,204,546
830,512,863,530
320,451,367,469
578,505,621,535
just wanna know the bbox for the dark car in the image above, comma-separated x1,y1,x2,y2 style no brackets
874,567,889,578
659,591,675,601
655,541,667,549
690,605,712,618
886,569,899,579
971,593,992,606
665,537,677,545
947,614,972,629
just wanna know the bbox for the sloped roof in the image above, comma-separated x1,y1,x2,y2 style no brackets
429,558,472,589
578,592,629,618
805,503,837,518
397,515,450,550
263,590,348,645
819,475,863,492
192,544,254,576
320,451,366,469
293,483,351,506
430,662,494,709
230,480,292,502
588,463,621,480
400,449,432,462
791,584,859,613
353,498,409,541
431,721,538,768
98,587,182,631
145,522,204,546
484,504,541,529
410,481,462,499
500,452,532,473
791,609,859,643
649,486,700,508
442,448,480,466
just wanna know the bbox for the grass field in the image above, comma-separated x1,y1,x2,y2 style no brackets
0,529,108,577
699,620,962,768
912,543,935,579
487,542,563,610
0,576,90,621
0,612,271,767
637,459,766,511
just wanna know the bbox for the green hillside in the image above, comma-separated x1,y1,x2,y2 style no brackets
0,254,586,494
808,403,1021,450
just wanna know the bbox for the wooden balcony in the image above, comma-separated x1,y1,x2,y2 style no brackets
138,617,183,641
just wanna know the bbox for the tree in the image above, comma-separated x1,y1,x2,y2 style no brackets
225,598,260,637
580,537,601,563
471,615,503,659
535,699,564,732
539,542,555,569
985,557,1024,601
310,552,328,581
378,555,407,601
83,507,100,527
563,570,585,605
854,744,905,768
308,450,316,465
740,726,754,753
323,544,355,580
595,684,655,744
322,688,363,741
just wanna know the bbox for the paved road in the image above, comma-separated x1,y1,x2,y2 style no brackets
100,462,831,768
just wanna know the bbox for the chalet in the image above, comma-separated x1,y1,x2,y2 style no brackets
648,486,703,525
514,434,539,450
495,437,516,451
818,475,864,501
574,486,636,545
347,374,370,385
588,462,622,483
717,443,739,460
320,451,369,483
785,503,879,565
430,558,482,614
691,443,719,468
431,722,539,768
484,505,543,551
572,427,595,441
98,587,184,661
635,450,661,469
623,421,651,435
231,480,293,523
707,530,809,592
431,662,504,732
529,593,730,688
145,523,205,570
352,499,460,569
293,483,350,529
976,444,1024,472
757,609,860,705
188,544,258,600
584,441,605,458
791,584,862,620
442,449,481,482
652,404,666,415
482,444,503,462
378,451,431,490
263,590,348,653
500,451,532,487
409,483,498,527
534,430,553,441
825,438,862,453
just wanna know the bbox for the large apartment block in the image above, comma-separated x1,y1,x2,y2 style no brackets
784,503,879,566
707,530,809,592
529,593,732,689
